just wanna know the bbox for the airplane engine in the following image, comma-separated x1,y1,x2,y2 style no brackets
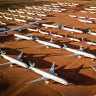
54,73,58,76
10,64,13,67
45,80,50,84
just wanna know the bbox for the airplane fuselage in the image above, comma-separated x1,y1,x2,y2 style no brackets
63,47,96,59
29,67,69,85
1,54,28,68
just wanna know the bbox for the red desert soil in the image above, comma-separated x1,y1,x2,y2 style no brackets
0,0,96,96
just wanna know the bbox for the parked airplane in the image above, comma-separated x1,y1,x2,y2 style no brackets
65,34,80,42
88,28,96,36
0,28,7,31
0,21,7,25
0,32,7,35
26,61,69,85
62,43,96,59
28,28,39,32
61,25,83,33
8,8,17,13
2,14,13,20
38,29,49,35
13,17,27,23
90,64,96,71
35,36,61,48
77,18,93,23
14,34,33,41
0,49,28,68
82,38,96,46
42,24,60,28
49,32,63,38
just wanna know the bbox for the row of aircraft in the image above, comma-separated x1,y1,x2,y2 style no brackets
0,2,96,86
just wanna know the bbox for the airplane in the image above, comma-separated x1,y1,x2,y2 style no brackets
27,21,40,25
0,49,28,68
90,64,96,71
52,9,62,13
2,14,13,20
90,7,96,9
49,32,63,38
82,38,96,46
25,5,33,9
61,25,83,33
36,13,47,17
4,25,26,33
8,8,17,13
35,36,61,49
77,18,93,23
14,34,33,41
64,34,80,42
62,43,96,59
26,61,69,85
85,8,96,11
88,28,96,36
0,28,7,31
38,29,49,35
0,32,7,35
13,17,27,23
16,9,25,14
28,28,39,32
42,24,60,28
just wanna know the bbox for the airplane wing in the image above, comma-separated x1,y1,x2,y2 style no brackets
16,51,23,61
26,77,48,84
90,64,96,71
0,62,13,65
66,54,80,57
49,62,55,74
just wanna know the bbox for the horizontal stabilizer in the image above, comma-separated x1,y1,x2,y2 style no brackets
90,64,96,71
0,62,13,65
26,77,48,84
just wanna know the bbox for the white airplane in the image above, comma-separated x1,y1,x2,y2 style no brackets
88,28,96,36
77,18,93,23
14,34,33,41
80,10,88,13
52,9,62,13
27,21,40,25
85,8,96,11
90,64,96,71
13,17,27,23
2,14,13,20
0,32,7,35
26,61,69,85
68,14,77,18
25,5,33,9
35,36,61,49
64,34,80,42
26,12,35,15
82,38,96,46
61,25,83,33
49,32,63,38
36,13,47,17
42,24,60,29
90,7,96,9
16,9,25,14
38,29,49,35
8,8,17,13
0,49,28,68
28,28,39,32
62,43,96,59
0,28,7,31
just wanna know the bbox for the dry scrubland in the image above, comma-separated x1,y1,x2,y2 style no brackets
0,0,96,96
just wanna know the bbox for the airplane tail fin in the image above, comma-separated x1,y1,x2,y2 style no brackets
81,38,85,42
30,35,33,39
50,38,53,43
80,45,83,52
49,31,53,35
0,49,6,55
63,42,67,48
35,36,39,40
8,8,10,11
61,24,64,28
57,24,59,28
29,61,35,68
88,28,92,33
